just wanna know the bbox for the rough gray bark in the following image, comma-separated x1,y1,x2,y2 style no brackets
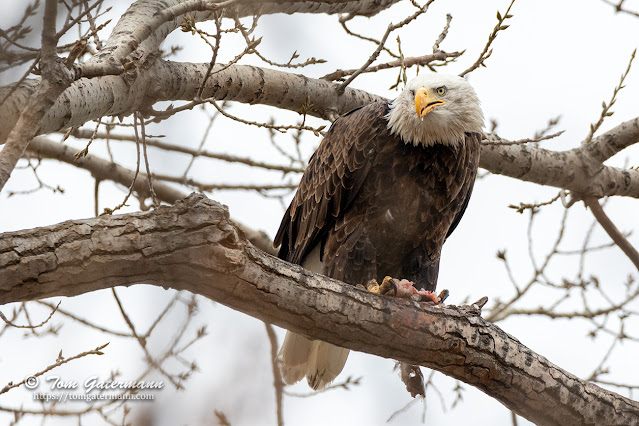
480,117,639,198
6,62,639,198
1,193,638,426
0,61,382,144
82,0,402,77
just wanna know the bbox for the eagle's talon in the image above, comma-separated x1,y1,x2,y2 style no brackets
365,279,381,294
438,289,449,303
365,277,398,296
379,276,398,296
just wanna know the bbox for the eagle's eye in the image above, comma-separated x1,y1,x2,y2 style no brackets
436,86,447,96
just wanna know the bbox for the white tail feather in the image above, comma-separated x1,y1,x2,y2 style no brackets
279,331,350,389
278,245,350,389
306,341,350,390
279,331,314,385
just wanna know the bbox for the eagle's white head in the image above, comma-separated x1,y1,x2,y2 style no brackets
387,73,484,147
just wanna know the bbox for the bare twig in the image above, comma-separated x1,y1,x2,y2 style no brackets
322,51,460,81
508,192,562,213
584,196,639,272
339,16,400,59
27,136,187,204
0,0,41,49
196,11,221,99
0,302,60,329
180,106,220,179
73,117,102,159
111,288,184,389
208,100,326,136
432,13,453,52
601,0,639,18
459,0,516,77
150,173,298,193
232,14,324,69
0,56,40,109
483,130,564,146
392,36,408,89
138,114,159,207
69,128,305,173
533,115,562,140
54,0,105,42
338,0,435,93
35,300,133,337
105,116,142,214
582,49,635,146
284,376,362,397
265,323,284,426
143,293,182,338
0,343,109,395
148,98,325,136
487,207,570,322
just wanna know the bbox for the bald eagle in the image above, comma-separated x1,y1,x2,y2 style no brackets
275,73,483,390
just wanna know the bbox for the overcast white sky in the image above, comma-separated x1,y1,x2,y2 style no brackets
1,0,639,425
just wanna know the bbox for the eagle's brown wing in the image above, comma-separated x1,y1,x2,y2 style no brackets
274,101,390,265
445,145,477,240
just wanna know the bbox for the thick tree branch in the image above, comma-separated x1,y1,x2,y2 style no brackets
1,193,638,426
81,0,402,77
0,61,383,145
480,125,639,198
3,61,639,198
584,116,639,163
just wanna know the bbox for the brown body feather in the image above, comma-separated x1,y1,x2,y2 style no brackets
275,101,481,290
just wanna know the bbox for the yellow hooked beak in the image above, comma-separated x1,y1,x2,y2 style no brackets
414,87,445,118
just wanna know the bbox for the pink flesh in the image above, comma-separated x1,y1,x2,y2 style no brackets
395,279,439,303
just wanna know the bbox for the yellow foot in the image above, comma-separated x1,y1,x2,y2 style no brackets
364,277,448,304
365,276,397,296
